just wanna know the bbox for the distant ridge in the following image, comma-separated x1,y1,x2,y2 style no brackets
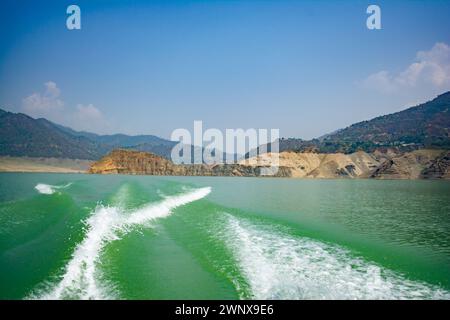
55,123,175,148
0,111,104,159
0,109,175,160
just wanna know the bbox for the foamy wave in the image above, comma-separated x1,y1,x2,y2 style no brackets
33,186,211,300
223,215,450,300
35,183,72,195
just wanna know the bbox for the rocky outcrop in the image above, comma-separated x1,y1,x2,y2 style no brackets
420,151,450,179
89,149,450,179
242,149,450,179
89,149,291,177
90,149,181,175
370,149,445,179
239,151,381,178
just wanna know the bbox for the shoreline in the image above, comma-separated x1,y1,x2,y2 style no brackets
0,156,92,174
2,153,449,180
2,170,450,181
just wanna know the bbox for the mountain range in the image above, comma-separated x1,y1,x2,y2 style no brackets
1,91,450,160
0,110,176,160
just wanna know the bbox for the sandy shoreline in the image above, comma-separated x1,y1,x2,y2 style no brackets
0,157,92,173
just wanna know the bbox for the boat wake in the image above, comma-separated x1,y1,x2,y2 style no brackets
31,186,211,300
35,183,72,195
222,214,450,300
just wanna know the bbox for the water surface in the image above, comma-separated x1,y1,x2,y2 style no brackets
0,173,449,299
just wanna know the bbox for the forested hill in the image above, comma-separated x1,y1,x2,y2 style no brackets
279,91,450,153
0,109,175,160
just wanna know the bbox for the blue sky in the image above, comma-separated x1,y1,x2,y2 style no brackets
0,0,449,139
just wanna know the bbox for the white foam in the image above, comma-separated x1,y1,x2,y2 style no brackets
35,183,72,195
33,186,211,300
35,183,56,195
222,215,450,300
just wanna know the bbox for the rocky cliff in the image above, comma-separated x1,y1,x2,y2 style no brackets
89,149,292,177
242,149,450,179
89,149,450,179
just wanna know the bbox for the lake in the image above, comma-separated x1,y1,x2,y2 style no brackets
0,173,449,299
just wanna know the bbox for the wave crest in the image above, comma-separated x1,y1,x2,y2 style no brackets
35,183,72,195
222,215,450,300
31,186,211,300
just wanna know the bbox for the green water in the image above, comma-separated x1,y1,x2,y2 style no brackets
0,173,449,299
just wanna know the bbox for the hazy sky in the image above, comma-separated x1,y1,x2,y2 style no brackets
1,0,449,139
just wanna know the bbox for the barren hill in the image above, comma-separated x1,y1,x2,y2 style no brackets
90,149,450,179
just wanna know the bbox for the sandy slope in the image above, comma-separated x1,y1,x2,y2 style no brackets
240,149,449,179
239,151,380,178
